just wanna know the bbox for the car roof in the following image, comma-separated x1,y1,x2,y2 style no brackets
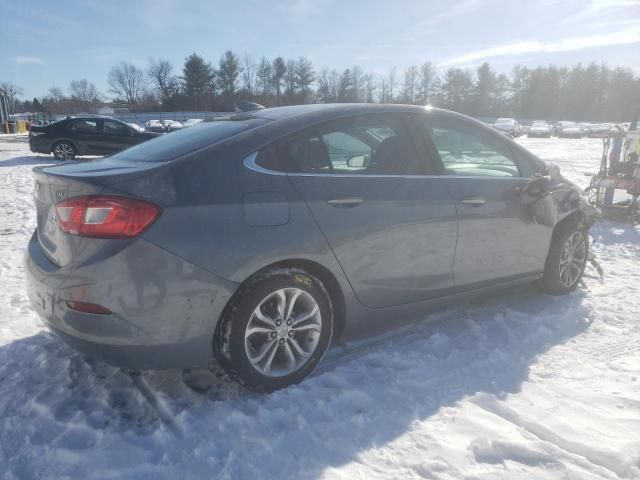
249,103,431,121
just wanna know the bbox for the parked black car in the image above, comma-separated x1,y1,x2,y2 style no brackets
29,116,161,160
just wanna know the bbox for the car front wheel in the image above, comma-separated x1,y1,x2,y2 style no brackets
215,268,333,392
52,141,76,160
540,221,589,295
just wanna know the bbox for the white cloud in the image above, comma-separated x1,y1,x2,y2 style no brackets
440,27,640,66
13,56,43,65
427,0,483,23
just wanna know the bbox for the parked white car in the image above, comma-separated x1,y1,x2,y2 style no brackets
528,121,551,138
163,120,183,132
145,120,165,133
556,122,582,138
493,118,520,137
183,118,204,128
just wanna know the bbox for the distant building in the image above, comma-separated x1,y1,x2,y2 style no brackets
98,103,130,115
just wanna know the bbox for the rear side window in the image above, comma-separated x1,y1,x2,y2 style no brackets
281,114,423,175
112,116,268,162
69,120,98,132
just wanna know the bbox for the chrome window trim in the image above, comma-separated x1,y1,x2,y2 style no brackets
243,151,287,176
243,151,530,181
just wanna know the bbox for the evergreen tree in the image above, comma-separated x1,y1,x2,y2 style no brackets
436,68,475,114
217,50,242,95
182,53,214,98
272,57,286,105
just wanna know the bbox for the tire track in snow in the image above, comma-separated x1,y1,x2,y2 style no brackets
470,394,637,479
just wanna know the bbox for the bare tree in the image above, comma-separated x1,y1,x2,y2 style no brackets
295,57,315,102
148,59,178,106
0,81,24,113
48,87,64,103
242,54,257,95
284,58,297,99
255,57,272,97
69,79,100,111
419,61,436,104
387,67,397,102
108,62,146,112
364,73,377,103
351,66,365,102
401,66,419,104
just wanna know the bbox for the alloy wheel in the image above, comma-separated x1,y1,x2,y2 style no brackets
244,288,322,377
54,143,74,160
559,231,587,288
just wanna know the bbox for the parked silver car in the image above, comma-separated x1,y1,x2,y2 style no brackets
25,104,598,391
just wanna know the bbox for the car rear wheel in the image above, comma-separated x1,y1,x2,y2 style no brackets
52,141,76,160
540,220,588,295
214,269,333,392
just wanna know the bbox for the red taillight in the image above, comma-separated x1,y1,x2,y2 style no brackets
55,196,161,238
66,301,112,315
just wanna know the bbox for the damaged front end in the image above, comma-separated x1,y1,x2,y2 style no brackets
547,163,604,280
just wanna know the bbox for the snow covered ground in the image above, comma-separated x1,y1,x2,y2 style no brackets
0,133,638,480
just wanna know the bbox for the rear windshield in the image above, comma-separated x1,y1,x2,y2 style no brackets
111,115,268,162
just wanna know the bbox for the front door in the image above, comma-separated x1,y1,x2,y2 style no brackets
417,113,552,287
66,119,103,154
102,120,138,154
283,113,458,308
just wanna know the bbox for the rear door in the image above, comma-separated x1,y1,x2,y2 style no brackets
280,113,458,308
416,113,552,287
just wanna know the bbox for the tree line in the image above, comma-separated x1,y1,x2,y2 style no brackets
3,51,640,122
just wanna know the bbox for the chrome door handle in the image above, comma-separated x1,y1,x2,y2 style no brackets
327,197,364,208
460,197,486,207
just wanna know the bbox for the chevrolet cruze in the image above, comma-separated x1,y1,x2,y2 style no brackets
26,104,598,391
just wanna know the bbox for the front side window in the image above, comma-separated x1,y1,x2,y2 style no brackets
104,120,131,136
424,120,520,177
69,120,98,132
284,115,422,175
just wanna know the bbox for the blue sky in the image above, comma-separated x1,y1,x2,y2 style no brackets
2,0,639,100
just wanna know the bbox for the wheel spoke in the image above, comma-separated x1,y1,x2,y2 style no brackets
291,323,321,333
253,308,277,328
288,337,311,359
291,304,319,327
245,325,275,337
250,338,277,365
285,289,302,322
283,340,297,371
262,341,280,376
274,289,287,320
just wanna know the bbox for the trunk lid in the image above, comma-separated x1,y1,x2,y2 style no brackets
33,158,164,267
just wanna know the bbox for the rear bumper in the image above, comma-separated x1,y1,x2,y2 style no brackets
29,137,50,154
25,232,238,370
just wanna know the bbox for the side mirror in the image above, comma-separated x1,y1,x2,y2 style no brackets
524,175,552,197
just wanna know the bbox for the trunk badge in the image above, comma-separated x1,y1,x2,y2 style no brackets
56,191,65,198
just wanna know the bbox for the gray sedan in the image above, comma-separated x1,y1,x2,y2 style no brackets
25,104,598,392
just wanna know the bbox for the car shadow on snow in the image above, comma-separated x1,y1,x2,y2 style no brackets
0,283,594,479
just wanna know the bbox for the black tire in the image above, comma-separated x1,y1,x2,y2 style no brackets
52,141,76,160
539,219,589,295
214,268,333,392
